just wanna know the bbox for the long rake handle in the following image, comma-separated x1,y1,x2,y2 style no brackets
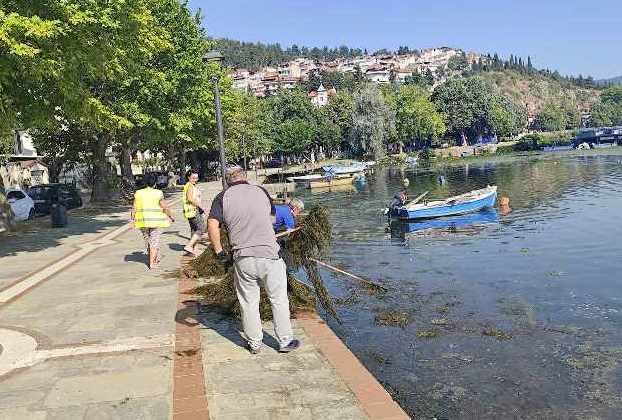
309,258,387,291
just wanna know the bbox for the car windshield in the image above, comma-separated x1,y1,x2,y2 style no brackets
7,191,25,200
28,186,52,200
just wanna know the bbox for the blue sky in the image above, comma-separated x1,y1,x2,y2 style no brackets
188,0,622,79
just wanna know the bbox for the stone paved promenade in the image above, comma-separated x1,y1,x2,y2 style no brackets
0,182,409,420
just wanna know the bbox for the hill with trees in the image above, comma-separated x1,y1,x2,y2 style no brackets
478,70,600,120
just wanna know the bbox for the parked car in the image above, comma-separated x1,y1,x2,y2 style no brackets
28,184,83,215
6,187,35,221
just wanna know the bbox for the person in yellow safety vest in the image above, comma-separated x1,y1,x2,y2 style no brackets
182,169,207,256
131,173,175,269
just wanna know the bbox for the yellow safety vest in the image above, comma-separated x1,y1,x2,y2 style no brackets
182,182,197,219
134,187,170,228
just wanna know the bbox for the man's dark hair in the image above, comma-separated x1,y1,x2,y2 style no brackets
185,168,199,181
144,173,157,188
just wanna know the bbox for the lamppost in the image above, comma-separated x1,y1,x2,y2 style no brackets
203,50,227,189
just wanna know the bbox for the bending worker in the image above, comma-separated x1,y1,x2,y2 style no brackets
273,198,304,233
207,165,300,354
182,169,206,256
131,173,174,269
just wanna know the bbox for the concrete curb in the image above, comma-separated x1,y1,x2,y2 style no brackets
297,313,411,420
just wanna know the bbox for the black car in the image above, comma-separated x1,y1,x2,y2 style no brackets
28,184,83,215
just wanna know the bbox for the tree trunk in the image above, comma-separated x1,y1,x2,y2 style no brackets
119,144,133,183
48,159,61,184
91,136,110,202
0,176,16,232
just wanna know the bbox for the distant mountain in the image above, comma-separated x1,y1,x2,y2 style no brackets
596,76,622,86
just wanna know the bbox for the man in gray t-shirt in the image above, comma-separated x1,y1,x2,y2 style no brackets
207,166,300,354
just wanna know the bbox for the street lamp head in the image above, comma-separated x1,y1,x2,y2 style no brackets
203,50,224,63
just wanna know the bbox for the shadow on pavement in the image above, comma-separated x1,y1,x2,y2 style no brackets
0,207,129,258
168,243,185,252
175,299,282,352
124,251,148,267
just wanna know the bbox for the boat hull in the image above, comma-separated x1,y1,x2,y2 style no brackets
308,174,360,189
397,209,498,233
398,189,497,220
322,163,367,175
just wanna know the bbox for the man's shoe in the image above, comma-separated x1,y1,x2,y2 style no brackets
248,344,261,355
278,339,301,353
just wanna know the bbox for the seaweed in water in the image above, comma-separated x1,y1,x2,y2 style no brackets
189,205,337,321
416,329,442,338
481,326,513,340
375,310,412,328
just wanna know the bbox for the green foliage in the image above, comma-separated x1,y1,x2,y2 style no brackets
447,52,469,73
404,69,434,88
213,38,364,71
589,86,622,127
489,95,527,138
513,133,544,151
395,85,446,146
305,69,361,92
351,84,395,158
432,76,524,143
263,89,320,155
534,103,568,131
1,0,233,199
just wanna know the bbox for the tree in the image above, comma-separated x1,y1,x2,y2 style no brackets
2,0,174,200
3,1,226,201
534,103,567,131
432,76,525,143
489,96,527,138
590,101,617,127
325,91,355,154
447,52,469,73
432,77,490,143
226,91,269,167
396,85,446,149
351,84,395,158
263,89,317,157
589,86,622,127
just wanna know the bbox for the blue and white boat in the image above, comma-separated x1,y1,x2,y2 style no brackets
397,186,497,220
322,162,367,175
398,209,498,233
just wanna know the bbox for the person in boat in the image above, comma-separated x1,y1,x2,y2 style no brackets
389,190,408,215
273,198,305,233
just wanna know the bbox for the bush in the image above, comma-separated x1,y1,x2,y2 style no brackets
513,133,544,151
418,148,433,162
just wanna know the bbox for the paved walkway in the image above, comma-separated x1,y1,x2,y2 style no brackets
0,182,409,420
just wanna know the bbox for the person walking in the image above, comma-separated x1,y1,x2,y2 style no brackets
182,169,206,256
207,165,300,354
131,173,174,269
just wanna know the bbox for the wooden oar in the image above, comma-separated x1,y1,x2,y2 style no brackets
309,258,388,291
407,190,429,206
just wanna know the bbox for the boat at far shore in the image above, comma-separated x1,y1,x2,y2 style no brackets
397,186,497,220
322,162,367,175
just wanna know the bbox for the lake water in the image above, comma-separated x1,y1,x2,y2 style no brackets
298,150,622,419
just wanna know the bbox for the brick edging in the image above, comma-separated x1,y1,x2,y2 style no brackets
172,263,210,420
297,313,411,420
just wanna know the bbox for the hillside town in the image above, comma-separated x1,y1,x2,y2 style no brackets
231,47,476,99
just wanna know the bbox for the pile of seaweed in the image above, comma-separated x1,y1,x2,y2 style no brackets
188,205,338,320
